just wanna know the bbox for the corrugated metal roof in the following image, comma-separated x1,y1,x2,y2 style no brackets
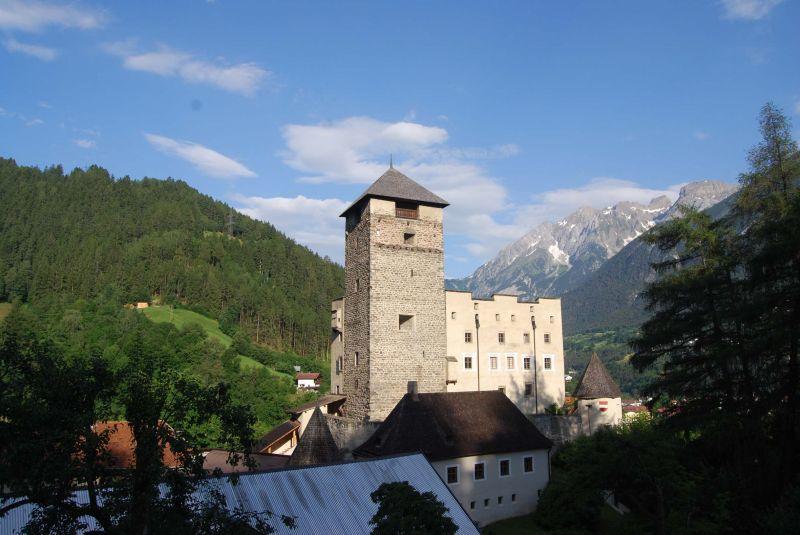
0,453,478,534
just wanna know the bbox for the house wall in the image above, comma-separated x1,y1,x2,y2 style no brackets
577,397,623,432
432,450,550,527
445,292,565,414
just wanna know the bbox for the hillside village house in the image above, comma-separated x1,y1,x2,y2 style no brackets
354,388,553,527
295,371,321,390
329,167,566,420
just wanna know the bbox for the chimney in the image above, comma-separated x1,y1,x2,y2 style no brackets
407,380,419,401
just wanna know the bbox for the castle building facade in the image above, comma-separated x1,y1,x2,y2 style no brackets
331,168,565,421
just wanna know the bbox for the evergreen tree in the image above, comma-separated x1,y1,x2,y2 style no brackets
369,481,457,535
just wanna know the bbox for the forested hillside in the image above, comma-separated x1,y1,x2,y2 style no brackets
0,158,344,356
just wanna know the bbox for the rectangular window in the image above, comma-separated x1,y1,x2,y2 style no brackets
403,232,416,245
497,496,503,505
495,313,500,321
524,383,533,396
544,356,553,370
470,501,475,510
474,462,485,480
484,498,489,507
355,278,360,292
399,315,414,331
498,332,505,344
524,456,534,473
354,352,359,366
464,356,473,370
446,465,459,484
451,311,456,319
499,459,510,477
506,355,515,370
523,332,530,344
474,302,479,310
530,305,534,312
523,356,531,370
544,333,551,344
490,355,498,370
550,315,555,323
464,331,472,343
511,314,516,322
395,202,419,219
512,493,517,502
498,386,506,395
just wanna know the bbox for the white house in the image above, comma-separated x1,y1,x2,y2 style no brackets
295,372,321,390
353,387,553,527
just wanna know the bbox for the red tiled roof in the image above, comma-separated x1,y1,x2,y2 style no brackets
296,372,321,380
202,449,289,474
91,421,180,469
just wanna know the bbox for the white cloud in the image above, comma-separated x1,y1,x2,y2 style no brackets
106,41,269,96
0,0,105,31
25,118,43,126
693,130,710,141
233,194,347,262
720,0,783,20
144,133,256,179
73,138,95,149
38,100,52,108
4,37,57,60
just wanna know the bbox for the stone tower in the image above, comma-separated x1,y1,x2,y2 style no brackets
339,167,448,421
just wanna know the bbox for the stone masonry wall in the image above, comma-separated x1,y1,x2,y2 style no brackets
368,209,447,421
342,203,371,421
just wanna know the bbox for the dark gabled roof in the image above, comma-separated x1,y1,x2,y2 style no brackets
573,353,622,399
340,167,449,217
287,394,346,415
353,391,552,462
288,406,342,466
255,419,300,452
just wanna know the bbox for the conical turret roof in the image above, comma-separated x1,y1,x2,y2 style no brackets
340,167,449,217
288,406,342,466
573,353,622,399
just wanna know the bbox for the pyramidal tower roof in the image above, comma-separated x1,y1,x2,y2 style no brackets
340,167,449,217
288,406,342,466
573,353,622,399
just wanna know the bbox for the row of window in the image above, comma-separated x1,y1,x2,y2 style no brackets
446,456,534,485
464,331,551,344
453,309,557,323
470,494,516,510
462,353,554,371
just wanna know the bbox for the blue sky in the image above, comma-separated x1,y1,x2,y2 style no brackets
1,0,798,277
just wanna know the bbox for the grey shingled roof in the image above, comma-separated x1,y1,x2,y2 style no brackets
573,353,622,399
288,406,342,466
353,391,552,462
340,167,449,217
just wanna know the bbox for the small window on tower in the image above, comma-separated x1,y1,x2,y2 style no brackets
396,202,419,219
495,314,500,321
355,278,360,292
354,352,359,366
451,311,456,319
530,306,534,312
550,315,555,323
523,333,530,344
498,332,505,344
404,232,416,245
544,333,551,343
525,383,533,396
511,314,516,322
399,315,415,331
474,302,479,310
464,332,473,343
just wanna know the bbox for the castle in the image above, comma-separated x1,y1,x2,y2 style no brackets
330,166,566,421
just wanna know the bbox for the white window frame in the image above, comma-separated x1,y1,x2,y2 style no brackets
445,464,459,485
523,455,534,473
473,461,486,481
523,355,531,370
543,332,551,344
543,354,555,371
498,458,511,478
462,353,476,371
505,352,516,370
489,353,499,370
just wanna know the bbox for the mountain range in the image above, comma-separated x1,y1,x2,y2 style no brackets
448,180,739,334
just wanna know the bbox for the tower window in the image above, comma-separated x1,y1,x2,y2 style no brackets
544,333,551,343
474,303,479,310
403,232,416,245
354,352,359,366
355,278,360,292
464,356,473,369
498,332,505,344
523,356,531,370
399,315,415,331
511,314,516,322
550,315,555,323
506,355,515,369
544,356,553,370
464,332,472,343
395,202,419,219
495,314,500,321
451,311,456,319
523,332,530,344
530,306,534,312
490,356,498,370
525,383,533,396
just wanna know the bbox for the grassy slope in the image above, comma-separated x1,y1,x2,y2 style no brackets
142,307,289,377
0,302,11,323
